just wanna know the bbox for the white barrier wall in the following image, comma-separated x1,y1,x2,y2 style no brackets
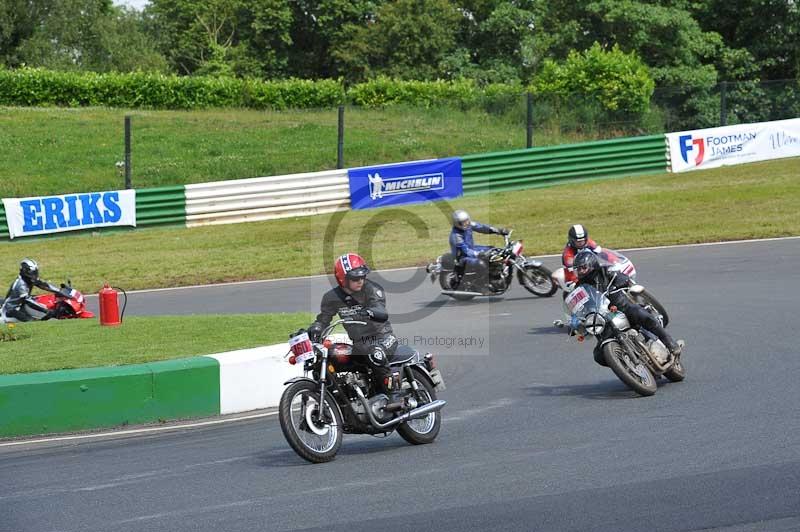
185,169,350,227
666,118,800,172
206,344,302,415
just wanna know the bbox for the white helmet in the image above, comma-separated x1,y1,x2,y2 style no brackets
452,210,470,229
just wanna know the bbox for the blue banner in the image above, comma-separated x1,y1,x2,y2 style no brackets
347,158,463,210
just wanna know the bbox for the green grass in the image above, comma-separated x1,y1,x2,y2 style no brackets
0,104,607,198
0,313,313,374
0,157,797,292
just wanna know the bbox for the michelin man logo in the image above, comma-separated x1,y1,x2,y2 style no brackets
369,173,384,200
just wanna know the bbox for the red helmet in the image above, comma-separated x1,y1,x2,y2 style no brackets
334,253,370,288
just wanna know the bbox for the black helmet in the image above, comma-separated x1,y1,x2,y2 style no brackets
568,224,589,249
573,250,598,280
20,258,39,283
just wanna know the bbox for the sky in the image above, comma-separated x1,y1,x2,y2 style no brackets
114,0,149,10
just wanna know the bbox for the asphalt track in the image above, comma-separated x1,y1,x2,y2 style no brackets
2,239,800,532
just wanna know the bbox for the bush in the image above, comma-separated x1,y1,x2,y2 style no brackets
0,68,345,110
531,43,655,117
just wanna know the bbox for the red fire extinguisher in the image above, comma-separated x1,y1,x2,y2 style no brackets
99,283,127,326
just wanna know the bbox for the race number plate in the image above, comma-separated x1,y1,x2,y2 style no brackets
289,332,314,362
565,286,590,313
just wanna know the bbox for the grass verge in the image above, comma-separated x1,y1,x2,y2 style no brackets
0,313,313,374
0,104,596,198
0,157,798,291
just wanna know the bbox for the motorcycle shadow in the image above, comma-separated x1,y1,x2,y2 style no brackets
527,326,566,336
524,381,640,400
257,438,410,467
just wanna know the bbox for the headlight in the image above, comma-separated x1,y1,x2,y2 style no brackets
583,313,606,335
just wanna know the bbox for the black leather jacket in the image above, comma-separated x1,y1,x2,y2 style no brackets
309,279,392,345
575,267,633,311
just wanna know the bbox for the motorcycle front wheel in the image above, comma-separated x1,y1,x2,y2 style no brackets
278,380,343,463
518,265,557,297
603,341,657,396
397,370,442,445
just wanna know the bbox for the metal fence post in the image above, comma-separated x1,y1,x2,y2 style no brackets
337,106,345,169
124,115,132,189
526,92,534,148
720,81,728,126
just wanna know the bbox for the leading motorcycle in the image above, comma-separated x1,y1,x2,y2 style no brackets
553,248,669,328
565,276,686,397
426,230,557,301
278,319,446,463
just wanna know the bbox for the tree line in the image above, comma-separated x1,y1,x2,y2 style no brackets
1,1,798,126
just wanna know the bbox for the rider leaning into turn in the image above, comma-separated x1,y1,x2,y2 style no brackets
449,209,509,288
1,259,60,322
572,250,684,364
562,224,602,284
307,253,399,397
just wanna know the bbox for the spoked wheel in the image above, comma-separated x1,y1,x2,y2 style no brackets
518,265,557,297
278,380,343,463
397,370,442,445
603,341,657,396
633,289,670,328
664,356,686,382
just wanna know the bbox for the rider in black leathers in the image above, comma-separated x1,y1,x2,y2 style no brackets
573,250,683,366
307,253,398,395
2,259,60,322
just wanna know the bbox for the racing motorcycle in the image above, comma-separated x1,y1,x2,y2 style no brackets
1,280,94,322
565,275,685,397
553,248,669,328
426,231,557,301
278,319,446,463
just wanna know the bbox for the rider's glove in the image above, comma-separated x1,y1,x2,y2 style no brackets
306,324,322,343
356,308,375,320
499,228,510,236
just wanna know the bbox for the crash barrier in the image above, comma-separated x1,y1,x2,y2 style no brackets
461,135,669,195
0,344,300,438
0,204,7,238
135,185,186,227
666,117,800,172
184,169,349,227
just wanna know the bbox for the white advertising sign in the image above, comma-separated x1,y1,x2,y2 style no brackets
667,118,800,172
2,189,136,239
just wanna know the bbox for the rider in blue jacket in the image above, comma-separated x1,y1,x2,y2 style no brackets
449,210,508,288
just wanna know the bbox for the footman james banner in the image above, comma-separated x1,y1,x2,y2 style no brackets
667,118,800,173
347,157,463,210
2,190,137,239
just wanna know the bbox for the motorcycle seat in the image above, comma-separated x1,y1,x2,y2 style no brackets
390,344,420,366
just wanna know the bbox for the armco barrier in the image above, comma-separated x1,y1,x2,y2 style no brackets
184,169,350,227
461,135,668,195
0,357,219,438
135,185,187,227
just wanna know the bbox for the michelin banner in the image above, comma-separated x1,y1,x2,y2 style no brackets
347,158,463,210
667,118,800,173
2,190,136,239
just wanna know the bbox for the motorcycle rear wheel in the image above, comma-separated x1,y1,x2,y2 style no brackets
518,265,557,297
278,380,343,463
634,289,670,328
664,356,686,382
397,370,442,445
603,341,657,396
440,272,477,301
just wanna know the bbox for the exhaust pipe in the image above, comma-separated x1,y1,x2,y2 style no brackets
354,387,446,430
441,290,483,297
